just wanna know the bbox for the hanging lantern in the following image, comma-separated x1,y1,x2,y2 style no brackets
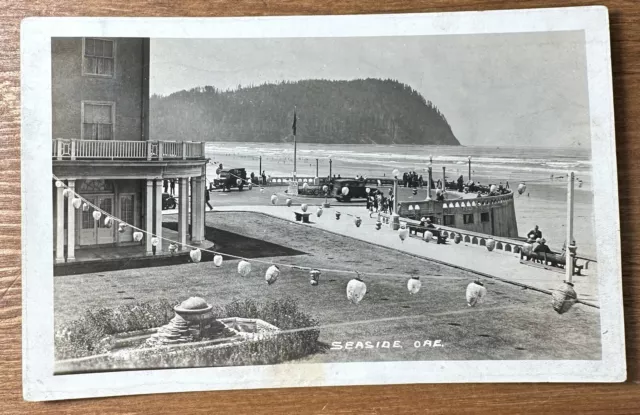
265,265,280,285
412,189,418,196
118,223,127,233
104,217,113,228
285,198,292,207
92,211,102,221
392,169,400,178
260,187,265,193
188,248,201,263
82,203,90,212
354,217,362,227
168,243,178,254
490,184,497,193
341,187,349,196
213,255,223,267
517,183,527,195
322,185,329,193
301,204,308,212
133,231,143,242
62,189,73,198
521,242,533,257
236,178,242,186
238,260,252,277
486,239,496,251
316,207,323,217
151,237,159,247
407,276,422,294
424,231,434,242
270,194,278,205
398,227,409,242
72,198,82,209
365,187,371,194
302,183,309,190
375,221,382,230
310,269,321,286
377,180,382,186
346,277,367,304
335,211,341,220
552,281,578,314
466,280,487,307
454,234,462,244
55,180,63,188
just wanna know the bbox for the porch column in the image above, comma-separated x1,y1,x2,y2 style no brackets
198,176,208,241
55,184,65,264
145,179,153,256
66,180,76,262
155,179,163,254
178,177,188,250
190,177,195,241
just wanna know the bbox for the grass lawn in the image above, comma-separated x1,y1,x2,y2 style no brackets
55,211,601,362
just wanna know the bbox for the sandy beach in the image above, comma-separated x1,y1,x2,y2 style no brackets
204,142,596,257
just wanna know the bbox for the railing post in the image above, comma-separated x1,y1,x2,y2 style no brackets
158,141,164,161
70,139,76,160
57,139,63,161
182,142,187,160
147,141,152,161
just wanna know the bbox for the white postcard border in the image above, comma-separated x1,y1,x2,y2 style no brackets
21,6,625,401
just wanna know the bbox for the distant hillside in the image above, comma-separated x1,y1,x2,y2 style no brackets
150,79,460,145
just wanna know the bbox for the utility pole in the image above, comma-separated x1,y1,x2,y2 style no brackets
316,158,319,178
468,156,471,182
292,107,297,181
566,171,575,283
427,166,432,199
259,156,262,177
329,159,332,178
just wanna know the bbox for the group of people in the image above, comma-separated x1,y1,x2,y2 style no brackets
524,224,552,262
163,179,176,195
248,171,268,185
402,171,424,188
366,189,395,215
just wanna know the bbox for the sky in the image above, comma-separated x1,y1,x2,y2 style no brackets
150,32,590,148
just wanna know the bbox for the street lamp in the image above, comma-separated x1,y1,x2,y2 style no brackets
468,156,471,182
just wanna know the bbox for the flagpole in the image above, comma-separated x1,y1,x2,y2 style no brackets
293,107,297,182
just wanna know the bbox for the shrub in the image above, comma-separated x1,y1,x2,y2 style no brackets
55,299,175,360
55,297,321,368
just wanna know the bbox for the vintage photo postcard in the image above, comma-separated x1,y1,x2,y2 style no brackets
21,6,625,401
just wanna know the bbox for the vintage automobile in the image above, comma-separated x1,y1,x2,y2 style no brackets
213,168,248,191
162,193,177,210
332,179,377,202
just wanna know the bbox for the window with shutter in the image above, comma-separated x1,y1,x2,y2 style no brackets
82,102,114,140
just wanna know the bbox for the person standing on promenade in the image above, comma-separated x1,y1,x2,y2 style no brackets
163,179,168,194
170,179,176,196
205,187,213,211
261,171,266,185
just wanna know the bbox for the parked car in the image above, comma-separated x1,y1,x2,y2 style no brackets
213,168,248,191
332,179,376,202
162,193,177,210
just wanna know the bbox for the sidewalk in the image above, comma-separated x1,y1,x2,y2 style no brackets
209,204,599,307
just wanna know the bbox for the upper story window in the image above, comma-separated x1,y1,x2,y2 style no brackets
82,101,114,140
83,38,115,77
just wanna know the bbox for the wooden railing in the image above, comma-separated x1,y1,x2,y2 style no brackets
52,138,206,160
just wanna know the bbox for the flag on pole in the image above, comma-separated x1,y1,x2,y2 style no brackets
292,109,297,136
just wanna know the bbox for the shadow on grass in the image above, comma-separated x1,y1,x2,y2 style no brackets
54,222,306,277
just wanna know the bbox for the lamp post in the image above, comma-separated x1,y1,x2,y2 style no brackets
329,158,333,178
316,158,319,178
566,171,576,283
259,156,262,180
427,166,432,199
468,156,471,182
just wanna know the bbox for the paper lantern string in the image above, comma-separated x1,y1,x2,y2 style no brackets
51,174,464,282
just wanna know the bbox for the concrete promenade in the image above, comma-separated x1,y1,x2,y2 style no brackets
203,204,599,307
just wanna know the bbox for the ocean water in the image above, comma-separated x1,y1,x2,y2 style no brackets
205,142,596,257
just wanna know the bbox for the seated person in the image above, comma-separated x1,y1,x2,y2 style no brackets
526,225,542,243
532,238,552,263
424,218,445,244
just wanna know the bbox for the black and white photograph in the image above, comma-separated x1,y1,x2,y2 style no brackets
21,7,625,401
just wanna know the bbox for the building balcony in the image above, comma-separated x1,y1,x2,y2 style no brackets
52,138,206,161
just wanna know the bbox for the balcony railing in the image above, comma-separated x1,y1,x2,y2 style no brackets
52,139,206,161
